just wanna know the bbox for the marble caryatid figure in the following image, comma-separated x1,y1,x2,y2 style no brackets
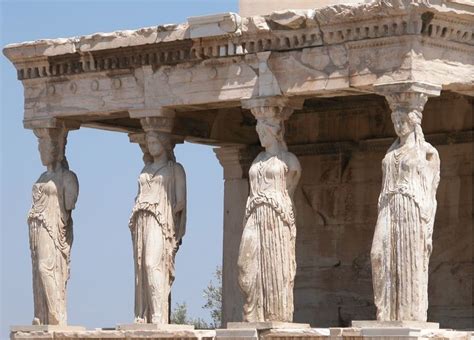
238,108,301,322
27,128,79,325
129,127,186,324
371,94,440,322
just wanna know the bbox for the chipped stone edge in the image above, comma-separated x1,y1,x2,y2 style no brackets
3,0,473,63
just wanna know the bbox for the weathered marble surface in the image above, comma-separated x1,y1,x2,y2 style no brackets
227,322,310,329
12,327,468,340
239,0,364,17
2,0,473,130
237,99,301,322
351,320,439,328
129,119,186,324
371,85,441,322
2,0,473,334
219,93,473,329
11,329,215,340
116,324,195,330
28,128,79,326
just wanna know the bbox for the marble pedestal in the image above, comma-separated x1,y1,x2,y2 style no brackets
349,320,440,337
117,323,195,331
227,322,310,330
217,322,313,340
11,327,213,340
352,320,440,329
325,320,469,339
11,325,85,340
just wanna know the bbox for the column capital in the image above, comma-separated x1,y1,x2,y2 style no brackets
214,145,258,180
374,81,441,113
241,96,304,120
129,107,175,119
140,116,175,133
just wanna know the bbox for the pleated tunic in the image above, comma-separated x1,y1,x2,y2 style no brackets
238,152,296,322
27,168,76,325
129,161,183,324
371,140,440,321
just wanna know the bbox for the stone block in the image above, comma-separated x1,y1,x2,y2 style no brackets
216,328,258,340
351,321,440,329
227,322,310,330
261,328,330,338
187,13,241,39
116,323,195,331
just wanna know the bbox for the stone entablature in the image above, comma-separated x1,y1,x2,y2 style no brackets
3,0,473,132
5,1,473,80
3,0,474,336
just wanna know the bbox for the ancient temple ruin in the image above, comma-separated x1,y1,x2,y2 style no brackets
3,0,473,339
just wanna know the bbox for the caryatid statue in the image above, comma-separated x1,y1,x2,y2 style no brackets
129,118,186,324
27,127,79,325
238,98,302,322
371,87,441,322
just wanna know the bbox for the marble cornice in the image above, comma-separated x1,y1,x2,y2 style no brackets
3,0,473,82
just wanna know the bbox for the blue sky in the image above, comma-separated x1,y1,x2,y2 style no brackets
1,0,237,337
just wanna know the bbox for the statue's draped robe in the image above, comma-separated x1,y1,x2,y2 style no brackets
238,153,296,322
371,140,440,321
129,162,185,324
28,168,75,325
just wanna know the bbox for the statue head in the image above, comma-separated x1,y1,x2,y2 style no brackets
146,131,175,161
34,128,67,169
256,117,287,151
139,144,154,165
38,138,59,167
391,109,423,140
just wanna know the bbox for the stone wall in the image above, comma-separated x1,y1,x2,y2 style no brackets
220,92,473,330
293,92,473,329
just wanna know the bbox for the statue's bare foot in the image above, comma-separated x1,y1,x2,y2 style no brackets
32,317,40,325
134,317,145,324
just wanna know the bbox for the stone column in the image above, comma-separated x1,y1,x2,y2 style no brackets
126,116,188,327
231,96,305,325
25,119,80,326
369,82,442,324
214,146,257,325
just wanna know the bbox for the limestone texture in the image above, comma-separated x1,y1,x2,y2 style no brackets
28,128,79,326
129,124,186,324
238,101,302,322
371,86,441,322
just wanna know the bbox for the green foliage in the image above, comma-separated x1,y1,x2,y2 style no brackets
203,266,222,328
170,266,222,329
170,302,188,325
170,302,210,329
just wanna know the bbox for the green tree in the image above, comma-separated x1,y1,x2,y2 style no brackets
170,302,188,325
170,266,222,329
203,266,222,328
170,302,210,329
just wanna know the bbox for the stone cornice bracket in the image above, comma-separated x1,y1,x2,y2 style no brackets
241,96,304,120
374,81,441,115
23,117,81,131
